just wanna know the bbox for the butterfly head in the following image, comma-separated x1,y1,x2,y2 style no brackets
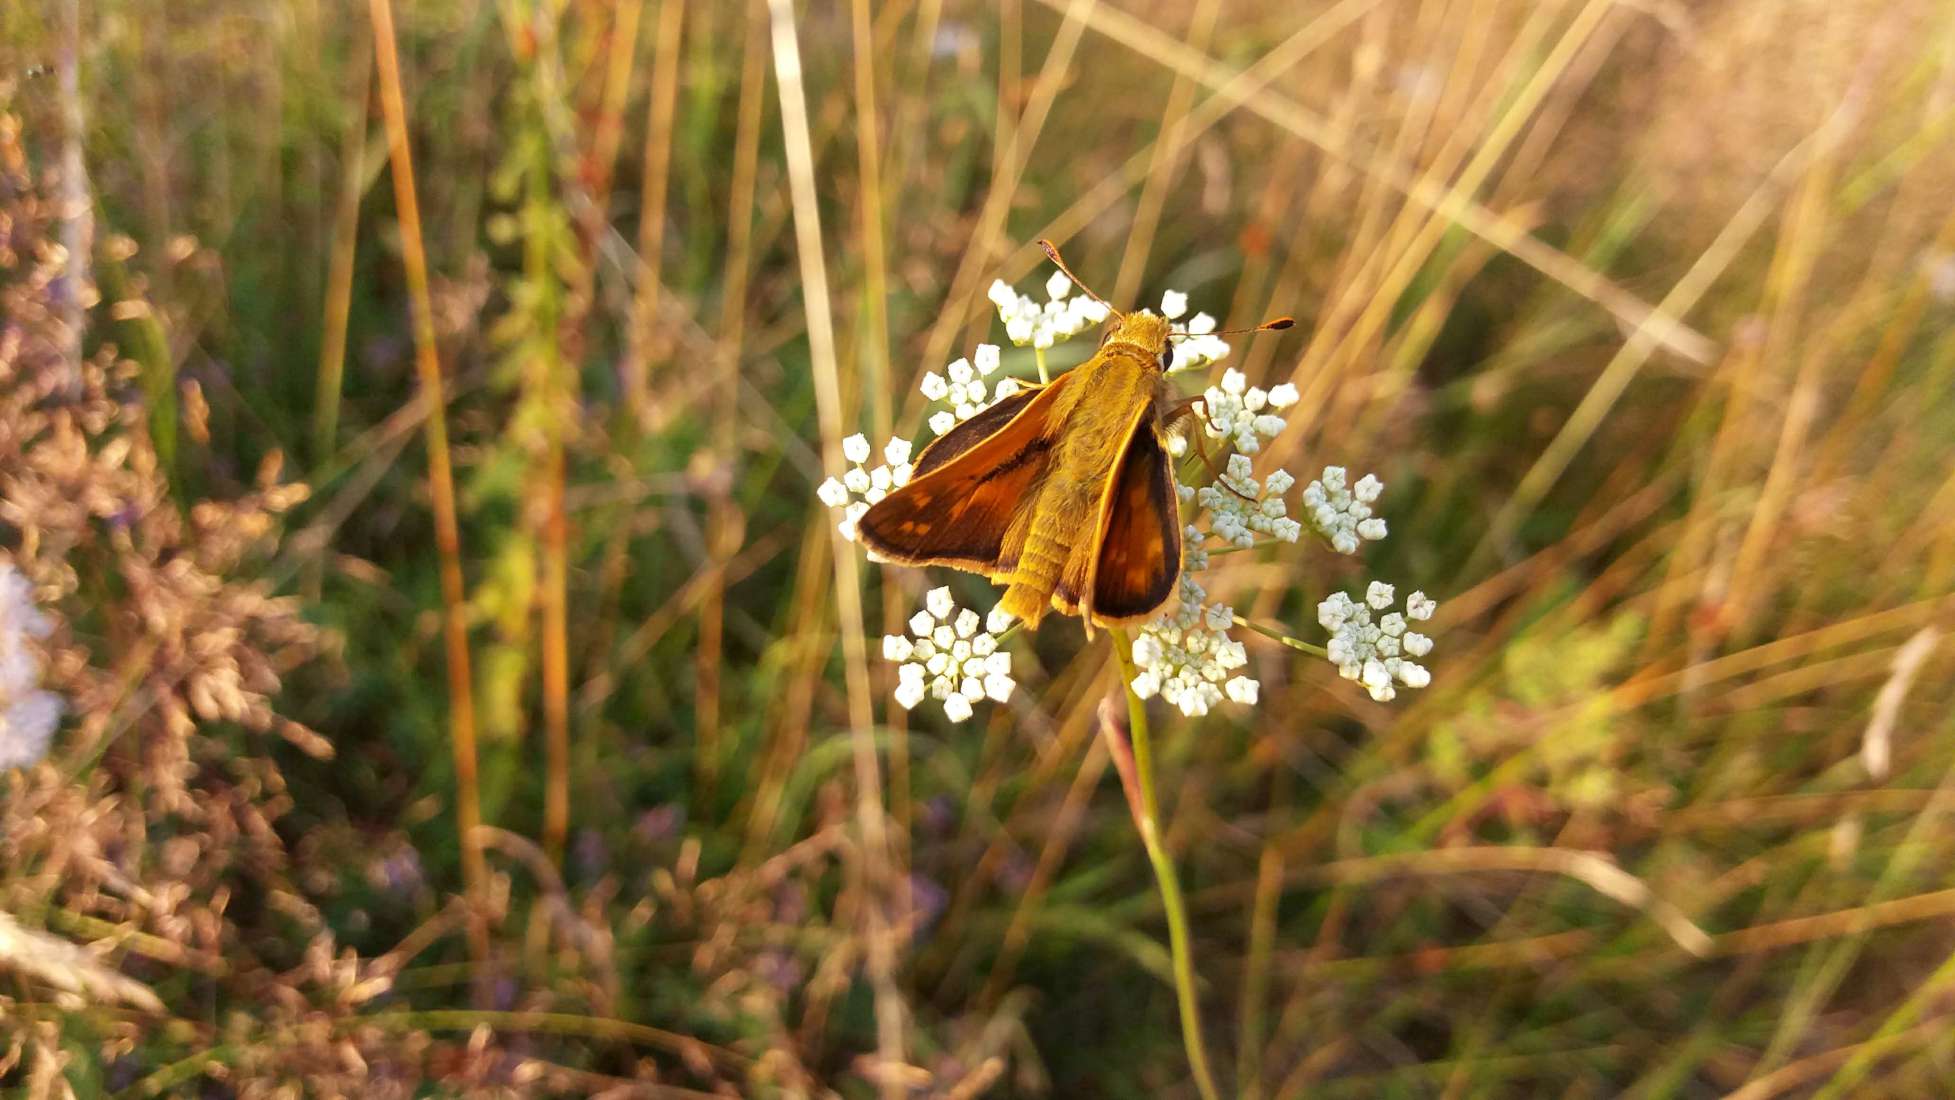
1103,310,1174,362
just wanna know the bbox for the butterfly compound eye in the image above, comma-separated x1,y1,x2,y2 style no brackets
1160,344,1175,370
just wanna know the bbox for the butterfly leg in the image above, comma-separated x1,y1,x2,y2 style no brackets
1162,396,1260,503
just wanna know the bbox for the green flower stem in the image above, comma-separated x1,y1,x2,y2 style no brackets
1035,345,1051,384
1232,613,1328,657
1111,627,1222,1100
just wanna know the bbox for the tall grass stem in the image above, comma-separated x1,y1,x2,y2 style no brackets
367,0,488,957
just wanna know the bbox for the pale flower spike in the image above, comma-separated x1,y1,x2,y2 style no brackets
816,271,1438,722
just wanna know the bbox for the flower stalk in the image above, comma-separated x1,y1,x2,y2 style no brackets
1112,626,1221,1100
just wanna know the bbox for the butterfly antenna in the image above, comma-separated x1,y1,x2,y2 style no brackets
1037,238,1123,318
1181,315,1296,338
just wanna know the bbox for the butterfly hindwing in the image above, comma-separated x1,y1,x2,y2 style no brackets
1086,411,1183,624
855,377,1067,572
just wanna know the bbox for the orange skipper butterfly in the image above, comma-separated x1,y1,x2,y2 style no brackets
858,241,1290,633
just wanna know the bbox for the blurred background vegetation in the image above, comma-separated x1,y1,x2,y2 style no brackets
4,0,1955,1095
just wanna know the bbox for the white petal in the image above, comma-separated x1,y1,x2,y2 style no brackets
920,372,950,400
947,357,974,384
974,343,1001,375
882,635,913,661
1160,289,1189,319
1045,270,1073,301
926,587,956,621
929,410,957,436
884,438,913,466
954,608,980,638
816,477,850,507
1406,592,1437,621
909,610,935,637
943,694,974,722
1225,676,1259,705
1365,581,1395,610
842,434,871,464
984,673,1015,703
1266,383,1299,407
894,678,927,709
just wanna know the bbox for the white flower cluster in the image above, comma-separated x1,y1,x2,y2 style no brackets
1201,367,1298,455
0,564,62,771
1129,573,1258,717
919,343,1018,436
883,587,1016,722
1317,582,1435,702
1194,454,1303,548
818,433,916,542
989,271,1112,349
1303,466,1389,555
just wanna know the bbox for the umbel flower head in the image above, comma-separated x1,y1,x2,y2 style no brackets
882,588,1015,723
0,563,63,770
816,271,1438,723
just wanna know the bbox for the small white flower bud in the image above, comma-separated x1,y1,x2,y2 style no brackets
926,587,955,621
894,678,926,709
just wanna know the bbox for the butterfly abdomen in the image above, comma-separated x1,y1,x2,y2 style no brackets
1000,513,1070,625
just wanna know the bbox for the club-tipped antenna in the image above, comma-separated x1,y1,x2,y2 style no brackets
1179,315,1296,339
1037,238,1123,319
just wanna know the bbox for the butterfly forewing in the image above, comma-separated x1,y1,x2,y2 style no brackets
855,376,1069,572
910,383,1046,478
